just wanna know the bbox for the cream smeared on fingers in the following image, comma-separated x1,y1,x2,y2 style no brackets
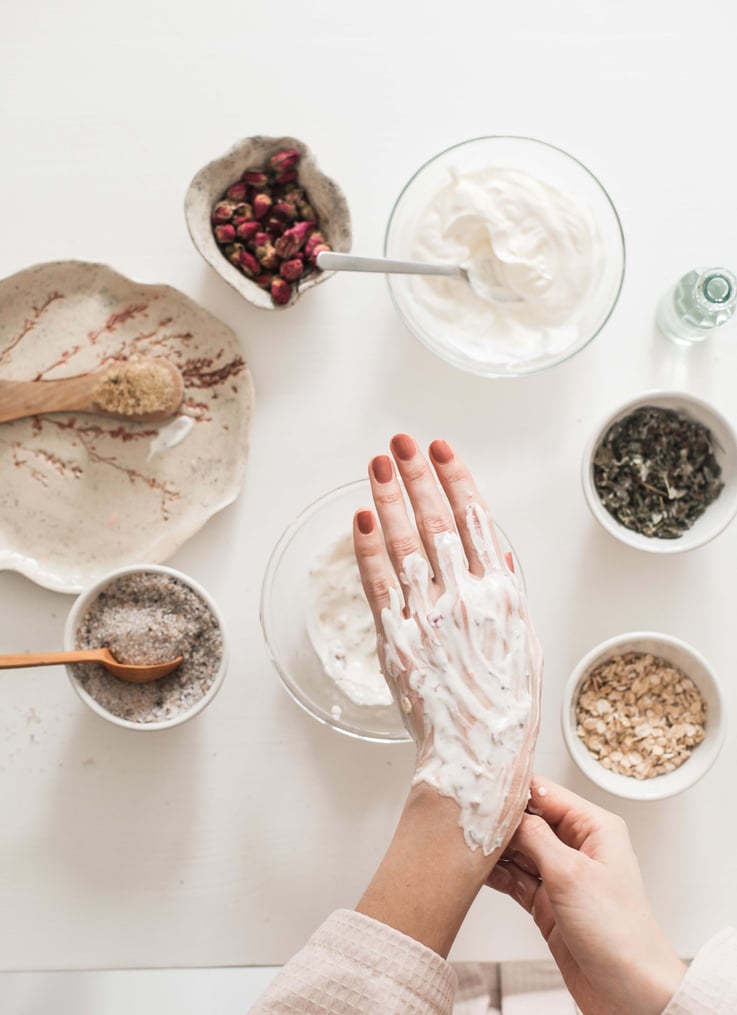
379,506,542,855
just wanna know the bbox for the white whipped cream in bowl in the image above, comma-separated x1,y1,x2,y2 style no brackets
385,136,624,377
260,479,525,743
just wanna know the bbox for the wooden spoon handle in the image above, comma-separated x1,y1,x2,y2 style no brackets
0,376,99,423
0,650,106,669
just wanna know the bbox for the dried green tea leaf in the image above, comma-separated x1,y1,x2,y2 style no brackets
593,405,724,538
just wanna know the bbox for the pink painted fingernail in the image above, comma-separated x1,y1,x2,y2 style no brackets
356,510,374,534
371,455,393,484
429,439,454,464
390,433,416,461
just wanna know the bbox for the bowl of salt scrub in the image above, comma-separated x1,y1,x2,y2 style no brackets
582,390,737,553
64,565,227,730
562,632,725,800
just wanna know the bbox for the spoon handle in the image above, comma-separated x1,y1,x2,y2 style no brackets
0,376,100,424
317,251,463,279
0,650,106,669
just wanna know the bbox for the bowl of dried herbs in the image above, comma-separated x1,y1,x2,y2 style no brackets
581,390,737,552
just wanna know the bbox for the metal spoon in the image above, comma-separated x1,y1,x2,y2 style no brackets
0,649,184,684
316,251,521,303
0,357,184,425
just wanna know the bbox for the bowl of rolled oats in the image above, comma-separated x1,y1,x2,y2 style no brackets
562,631,725,799
64,564,228,730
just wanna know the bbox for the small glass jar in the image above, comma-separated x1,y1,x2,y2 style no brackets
656,267,737,345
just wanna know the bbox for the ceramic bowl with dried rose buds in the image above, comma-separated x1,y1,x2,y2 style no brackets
561,631,725,800
185,135,352,310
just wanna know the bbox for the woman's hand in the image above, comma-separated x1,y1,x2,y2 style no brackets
488,777,687,1015
351,434,542,955
353,434,542,857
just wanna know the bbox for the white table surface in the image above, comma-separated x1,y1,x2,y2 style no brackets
1,0,736,987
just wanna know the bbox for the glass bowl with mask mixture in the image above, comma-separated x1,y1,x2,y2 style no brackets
260,479,524,743
384,136,625,378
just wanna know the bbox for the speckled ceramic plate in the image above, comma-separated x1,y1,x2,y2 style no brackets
0,261,254,593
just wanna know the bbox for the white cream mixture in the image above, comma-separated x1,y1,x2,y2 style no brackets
410,166,598,368
379,505,542,854
307,534,393,708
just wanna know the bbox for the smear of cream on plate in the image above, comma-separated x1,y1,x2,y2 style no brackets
147,415,194,461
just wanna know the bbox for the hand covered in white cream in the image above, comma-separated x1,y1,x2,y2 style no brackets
353,435,542,855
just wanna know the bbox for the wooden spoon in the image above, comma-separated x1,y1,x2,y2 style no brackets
0,649,184,684
0,357,184,424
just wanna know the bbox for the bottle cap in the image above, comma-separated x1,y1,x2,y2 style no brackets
699,269,736,305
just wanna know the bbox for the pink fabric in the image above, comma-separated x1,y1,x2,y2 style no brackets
663,927,737,1015
250,909,737,1015
249,909,456,1014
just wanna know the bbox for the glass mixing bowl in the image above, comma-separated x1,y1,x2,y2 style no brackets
260,479,524,743
385,136,625,378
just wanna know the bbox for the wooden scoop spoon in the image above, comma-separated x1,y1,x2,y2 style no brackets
0,649,184,683
0,357,184,424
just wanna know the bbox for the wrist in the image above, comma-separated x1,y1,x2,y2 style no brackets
356,783,497,957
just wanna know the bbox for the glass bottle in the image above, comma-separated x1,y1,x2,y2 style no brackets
656,267,737,345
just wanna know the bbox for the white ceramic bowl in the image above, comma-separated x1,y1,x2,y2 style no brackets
582,390,737,553
260,478,524,743
64,564,228,731
384,136,624,378
562,631,725,800
184,134,351,310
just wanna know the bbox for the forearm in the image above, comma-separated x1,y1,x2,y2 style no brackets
356,784,498,958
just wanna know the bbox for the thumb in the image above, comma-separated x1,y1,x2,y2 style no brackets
510,813,578,885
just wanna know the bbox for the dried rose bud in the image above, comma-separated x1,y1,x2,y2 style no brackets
214,223,236,244
269,149,301,174
304,231,326,257
275,233,298,259
271,277,292,305
276,220,315,258
225,242,245,265
238,249,261,277
308,242,331,268
265,216,285,237
255,241,279,271
297,200,317,222
233,202,253,221
254,231,271,247
280,257,304,282
274,168,298,186
236,220,259,242
226,182,248,201
212,200,237,223
281,185,305,207
254,272,274,290
253,193,273,220
241,170,269,186
272,201,296,222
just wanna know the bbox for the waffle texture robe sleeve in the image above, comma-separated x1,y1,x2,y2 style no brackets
249,908,456,1015
250,911,737,1015
662,927,737,1015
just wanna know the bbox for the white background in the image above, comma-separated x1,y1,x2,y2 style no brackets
1,0,737,1006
